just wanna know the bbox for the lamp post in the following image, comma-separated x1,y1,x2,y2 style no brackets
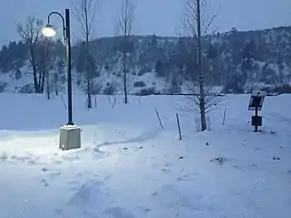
42,9,81,150
42,9,73,125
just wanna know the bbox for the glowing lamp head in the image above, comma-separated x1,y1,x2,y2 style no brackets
42,24,56,37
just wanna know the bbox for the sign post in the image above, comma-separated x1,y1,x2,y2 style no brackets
248,91,266,132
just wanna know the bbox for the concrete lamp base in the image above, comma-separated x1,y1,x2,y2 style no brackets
59,125,81,150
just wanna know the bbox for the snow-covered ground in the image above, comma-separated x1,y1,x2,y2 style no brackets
0,93,291,218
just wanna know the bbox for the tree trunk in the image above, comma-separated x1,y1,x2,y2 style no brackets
46,69,50,100
85,3,92,109
85,46,92,109
38,59,45,94
55,77,59,96
197,0,207,131
87,74,92,108
30,46,40,93
41,71,45,93
123,50,128,104
38,50,45,94
86,52,92,109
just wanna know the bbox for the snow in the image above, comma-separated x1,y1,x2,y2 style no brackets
0,63,34,92
0,93,291,218
0,66,169,95
61,125,81,130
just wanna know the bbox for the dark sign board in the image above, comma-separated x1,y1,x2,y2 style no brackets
248,91,266,111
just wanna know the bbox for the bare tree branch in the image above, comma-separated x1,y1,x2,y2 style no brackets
116,0,135,37
73,0,99,109
17,17,43,45
182,0,220,37
202,4,221,36
73,0,99,41
17,17,46,93
180,0,222,131
116,0,135,104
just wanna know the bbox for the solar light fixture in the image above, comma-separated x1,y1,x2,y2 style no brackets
248,91,266,132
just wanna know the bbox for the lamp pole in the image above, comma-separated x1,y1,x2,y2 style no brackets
65,9,73,126
47,9,73,125
44,9,81,150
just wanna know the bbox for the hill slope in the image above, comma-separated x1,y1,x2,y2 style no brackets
1,26,291,95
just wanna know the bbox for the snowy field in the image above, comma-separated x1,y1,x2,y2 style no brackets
0,93,291,218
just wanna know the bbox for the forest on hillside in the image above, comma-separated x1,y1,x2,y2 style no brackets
1,25,291,95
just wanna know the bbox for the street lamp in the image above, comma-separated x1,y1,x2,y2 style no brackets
42,9,81,150
42,24,57,37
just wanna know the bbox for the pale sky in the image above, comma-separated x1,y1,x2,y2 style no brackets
0,0,290,45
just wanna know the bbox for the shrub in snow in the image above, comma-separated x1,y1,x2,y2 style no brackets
138,66,151,76
138,87,159,96
60,75,66,84
0,82,7,93
273,85,291,93
165,85,181,95
104,62,109,70
223,79,245,94
91,83,103,95
155,60,166,77
103,83,115,95
19,83,34,94
15,68,22,80
133,81,146,87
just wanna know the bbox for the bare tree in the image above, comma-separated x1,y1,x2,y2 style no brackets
38,39,51,99
17,17,43,93
54,57,65,96
116,0,135,104
73,0,99,109
182,0,220,131
44,39,57,99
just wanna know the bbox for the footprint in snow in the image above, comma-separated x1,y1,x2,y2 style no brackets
68,181,80,191
68,180,107,208
151,184,203,211
54,208,63,215
0,152,8,162
41,178,49,187
176,173,194,182
137,206,151,213
62,154,80,161
53,160,63,165
41,167,49,172
100,207,136,218
48,171,61,180
162,168,171,173
164,162,172,167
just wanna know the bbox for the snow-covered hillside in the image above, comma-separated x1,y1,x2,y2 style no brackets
2,26,291,95
0,93,291,217
0,67,171,95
